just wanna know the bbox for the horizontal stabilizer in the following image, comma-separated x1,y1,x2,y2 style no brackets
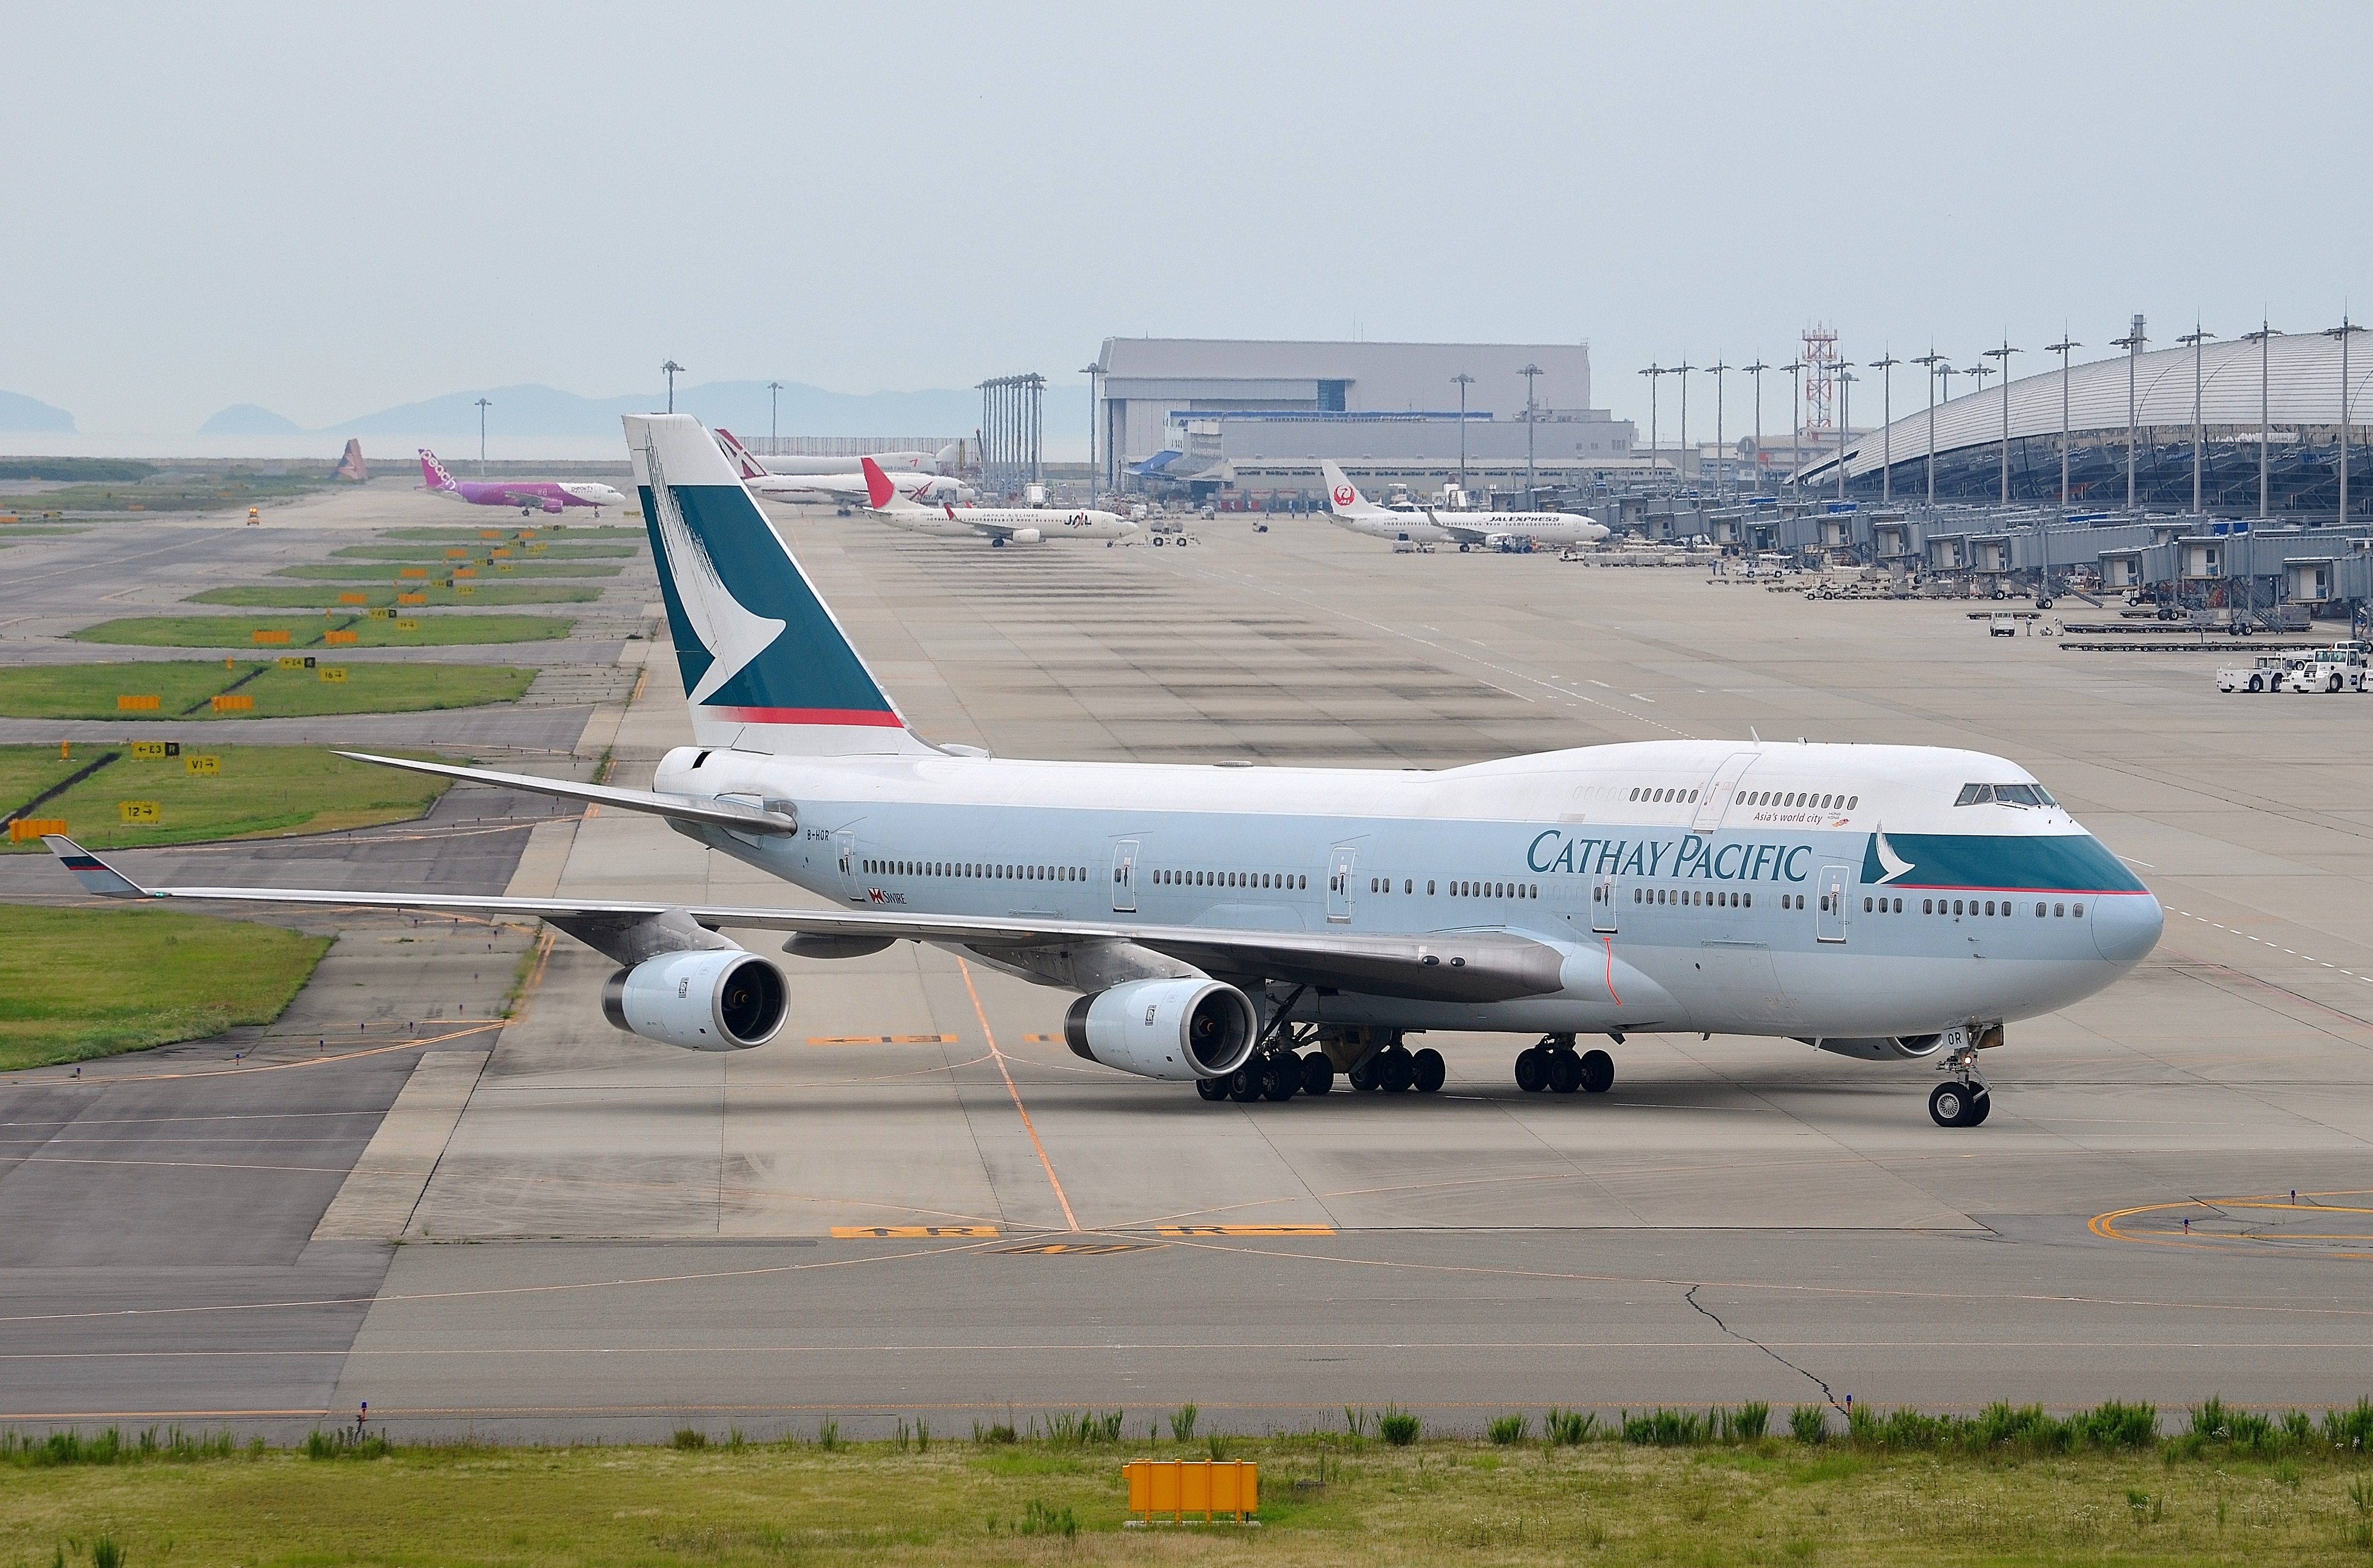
332,751,798,834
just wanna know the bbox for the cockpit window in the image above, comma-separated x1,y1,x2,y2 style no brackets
1957,782,2056,808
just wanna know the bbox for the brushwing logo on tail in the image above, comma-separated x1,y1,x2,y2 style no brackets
639,435,786,704
1867,829,1915,884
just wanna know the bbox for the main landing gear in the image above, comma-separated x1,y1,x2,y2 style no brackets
1929,1040,1992,1128
1346,1035,1444,1095
1514,1034,1614,1095
1194,1023,1442,1103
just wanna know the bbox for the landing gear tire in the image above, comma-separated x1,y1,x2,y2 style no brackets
1579,1048,1615,1094
1547,1050,1584,1094
1514,1047,1549,1093
1300,1053,1336,1096
1261,1053,1298,1101
1929,1080,1987,1128
1228,1065,1262,1102
1348,1058,1380,1092
1411,1046,1445,1094
1379,1047,1416,1094
1196,1075,1229,1102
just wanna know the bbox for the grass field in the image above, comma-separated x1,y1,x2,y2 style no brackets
187,582,603,607
331,542,638,560
0,660,534,720
276,560,626,580
0,743,451,853
0,904,329,1070
69,613,576,648
380,523,645,541
6,1419,2373,1567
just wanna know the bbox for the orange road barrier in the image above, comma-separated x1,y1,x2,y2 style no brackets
9,818,67,842
397,592,426,605
323,630,357,646
117,694,160,711
1126,1460,1257,1526
249,629,290,645
338,592,369,605
210,694,253,712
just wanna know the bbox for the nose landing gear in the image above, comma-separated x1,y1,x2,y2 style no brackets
1929,1041,1992,1127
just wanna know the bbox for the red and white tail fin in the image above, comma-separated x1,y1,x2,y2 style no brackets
1319,460,1385,517
418,449,458,491
714,428,769,480
861,456,926,511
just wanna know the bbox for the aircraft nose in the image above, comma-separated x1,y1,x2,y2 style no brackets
2092,892,2163,964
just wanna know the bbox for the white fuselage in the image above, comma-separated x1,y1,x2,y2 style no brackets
653,737,2159,1041
1332,505,1608,548
874,504,1137,542
750,471,965,504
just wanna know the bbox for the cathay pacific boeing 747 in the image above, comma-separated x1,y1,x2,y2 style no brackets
42,414,2160,1128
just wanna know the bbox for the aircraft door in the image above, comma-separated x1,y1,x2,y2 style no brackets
1326,846,1358,923
834,830,862,902
1591,873,1619,934
1109,839,1139,912
1815,863,1849,944
1692,752,1759,831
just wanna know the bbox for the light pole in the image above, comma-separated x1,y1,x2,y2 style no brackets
2111,315,2146,509
2178,322,2214,514
1452,372,1474,496
2044,335,2080,510
1868,353,1899,502
1521,362,1542,502
766,380,784,445
1742,359,1768,494
1911,350,1944,506
1639,364,1664,487
1705,360,1729,494
1080,363,1102,505
661,360,685,414
1782,359,1806,487
2243,322,2279,520
1835,366,1855,501
2329,316,2365,525
1672,359,1693,485
473,397,491,476
1983,341,2020,506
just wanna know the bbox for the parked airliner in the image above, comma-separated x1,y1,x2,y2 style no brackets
43,413,2159,1128
418,451,626,516
1320,461,1609,551
716,429,969,505
859,457,1135,546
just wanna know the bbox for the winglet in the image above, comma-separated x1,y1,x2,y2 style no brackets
861,455,895,510
43,837,152,898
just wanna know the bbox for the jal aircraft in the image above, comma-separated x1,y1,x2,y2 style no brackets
41,413,2160,1128
1320,460,1609,551
418,451,626,516
715,429,969,505
858,457,1136,546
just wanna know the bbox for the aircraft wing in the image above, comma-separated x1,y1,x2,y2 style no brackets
42,838,1568,1004
1421,509,1497,543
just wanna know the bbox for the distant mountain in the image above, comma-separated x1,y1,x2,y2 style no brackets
319,379,1085,442
0,390,75,433
198,403,303,435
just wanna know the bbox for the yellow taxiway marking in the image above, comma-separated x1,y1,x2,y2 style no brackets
806,1034,958,1045
992,1242,1151,1256
829,1225,1000,1239
2090,1193,2373,1261
1155,1224,1337,1237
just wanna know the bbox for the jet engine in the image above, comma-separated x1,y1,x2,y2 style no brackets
1810,1033,1945,1061
1007,528,1042,545
601,949,787,1051
541,499,564,514
1062,977,1257,1082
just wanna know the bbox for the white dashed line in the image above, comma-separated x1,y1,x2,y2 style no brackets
2169,907,2373,985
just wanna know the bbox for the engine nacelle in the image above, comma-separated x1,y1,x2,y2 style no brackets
541,499,564,514
1811,1033,1945,1061
1007,527,1042,545
601,949,787,1051
1063,977,1257,1082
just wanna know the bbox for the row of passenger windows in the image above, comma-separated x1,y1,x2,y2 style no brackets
1363,878,1540,898
1627,786,1861,811
1631,886,1761,908
1867,895,2088,918
1158,868,1309,891
863,858,1087,882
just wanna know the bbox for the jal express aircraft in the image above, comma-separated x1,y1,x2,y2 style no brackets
859,457,1135,546
418,450,626,515
45,414,2160,1128
1320,460,1610,551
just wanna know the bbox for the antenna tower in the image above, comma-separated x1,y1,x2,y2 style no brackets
1802,325,1840,447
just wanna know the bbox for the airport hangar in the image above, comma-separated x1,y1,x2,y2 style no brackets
1797,329,2372,519
1094,338,1642,500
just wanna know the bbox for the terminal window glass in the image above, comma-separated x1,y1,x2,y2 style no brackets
1317,379,1348,412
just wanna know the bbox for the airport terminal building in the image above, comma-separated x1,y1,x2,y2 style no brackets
1095,338,1639,499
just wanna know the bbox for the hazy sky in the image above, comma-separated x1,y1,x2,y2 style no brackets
6,1,2366,436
